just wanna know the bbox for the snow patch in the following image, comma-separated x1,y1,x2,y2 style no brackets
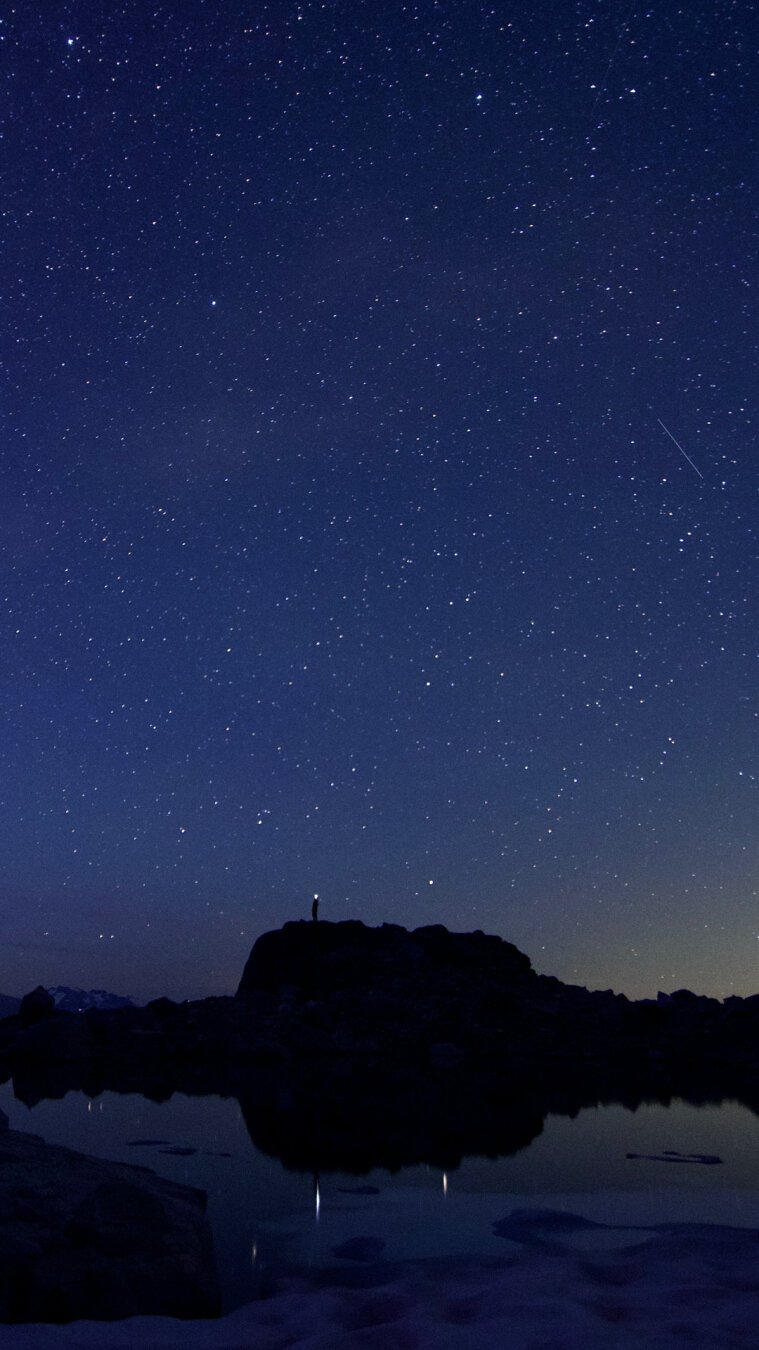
2,1210,759,1348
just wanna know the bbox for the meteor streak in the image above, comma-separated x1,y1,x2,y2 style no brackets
656,417,705,480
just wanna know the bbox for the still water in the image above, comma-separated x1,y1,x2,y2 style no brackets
2,1085,759,1311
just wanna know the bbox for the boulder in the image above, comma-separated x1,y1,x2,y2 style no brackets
18,988,55,1026
0,1125,219,1322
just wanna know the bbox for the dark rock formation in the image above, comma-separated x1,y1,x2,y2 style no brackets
0,1122,219,1323
237,919,533,999
18,987,55,1026
332,1235,386,1261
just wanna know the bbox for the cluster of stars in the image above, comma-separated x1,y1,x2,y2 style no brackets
0,0,755,1001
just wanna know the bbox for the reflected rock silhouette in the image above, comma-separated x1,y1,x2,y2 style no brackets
236,1069,546,1173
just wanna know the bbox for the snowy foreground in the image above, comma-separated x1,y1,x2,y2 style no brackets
2,1210,759,1349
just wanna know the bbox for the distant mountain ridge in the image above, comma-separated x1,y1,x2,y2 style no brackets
0,987,136,1018
46,987,136,1013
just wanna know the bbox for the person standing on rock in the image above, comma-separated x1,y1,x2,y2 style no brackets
311,894,319,922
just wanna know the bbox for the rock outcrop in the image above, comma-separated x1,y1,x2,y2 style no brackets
0,1110,219,1323
237,919,533,998
18,987,55,1026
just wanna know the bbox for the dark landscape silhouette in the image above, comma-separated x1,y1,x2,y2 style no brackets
3,920,759,1324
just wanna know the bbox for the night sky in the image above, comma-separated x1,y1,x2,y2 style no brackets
2,1,756,1002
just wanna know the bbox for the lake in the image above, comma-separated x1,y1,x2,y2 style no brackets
2,1085,758,1312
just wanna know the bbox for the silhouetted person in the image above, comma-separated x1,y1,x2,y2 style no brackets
311,896,319,922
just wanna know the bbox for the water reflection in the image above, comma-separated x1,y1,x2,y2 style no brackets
2,1080,759,1313
5,1051,759,1175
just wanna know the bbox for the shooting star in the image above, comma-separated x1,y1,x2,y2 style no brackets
656,417,705,480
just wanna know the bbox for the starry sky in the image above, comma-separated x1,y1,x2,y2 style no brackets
1,0,756,1002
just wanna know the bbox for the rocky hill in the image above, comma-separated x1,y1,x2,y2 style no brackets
238,918,533,999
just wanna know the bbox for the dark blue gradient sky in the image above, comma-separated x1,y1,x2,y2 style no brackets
1,0,756,1000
